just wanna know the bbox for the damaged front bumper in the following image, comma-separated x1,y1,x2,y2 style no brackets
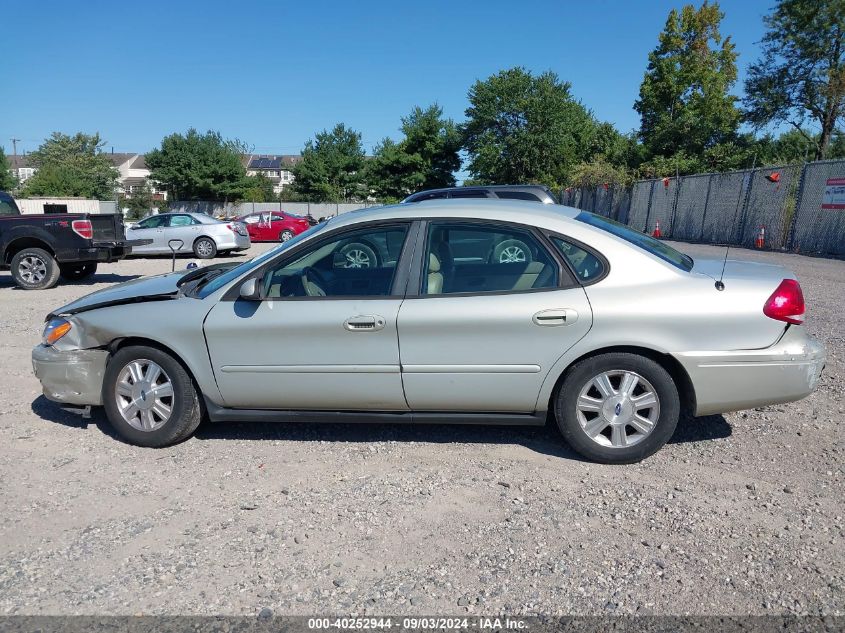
32,344,108,406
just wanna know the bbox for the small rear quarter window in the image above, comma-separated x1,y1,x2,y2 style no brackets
551,237,605,282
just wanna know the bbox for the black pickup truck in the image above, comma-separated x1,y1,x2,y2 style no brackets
0,191,137,290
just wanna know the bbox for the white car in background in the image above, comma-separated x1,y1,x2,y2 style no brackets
127,212,250,259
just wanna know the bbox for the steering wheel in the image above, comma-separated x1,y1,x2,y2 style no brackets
301,266,328,297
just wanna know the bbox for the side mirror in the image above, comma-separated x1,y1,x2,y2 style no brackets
128,224,138,230
239,277,263,301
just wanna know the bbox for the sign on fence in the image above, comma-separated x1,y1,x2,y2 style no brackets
821,177,845,209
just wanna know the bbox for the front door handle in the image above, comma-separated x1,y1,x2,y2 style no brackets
532,309,578,326
343,315,386,332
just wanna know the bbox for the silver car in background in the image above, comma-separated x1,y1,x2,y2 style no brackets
32,201,825,463
127,212,250,259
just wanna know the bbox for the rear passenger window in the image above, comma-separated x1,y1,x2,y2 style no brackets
423,223,558,295
552,237,605,282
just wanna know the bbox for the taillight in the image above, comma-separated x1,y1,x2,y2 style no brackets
763,279,805,325
71,219,93,239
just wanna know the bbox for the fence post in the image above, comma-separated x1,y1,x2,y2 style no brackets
607,183,616,220
785,162,808,251
643,180,657,233
735,169,756,245
697,174,714,242
669,176,682,237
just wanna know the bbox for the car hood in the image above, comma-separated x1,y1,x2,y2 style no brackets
49,271,185,317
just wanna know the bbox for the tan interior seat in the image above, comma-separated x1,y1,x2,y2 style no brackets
427,252,443,294
512,261,546,290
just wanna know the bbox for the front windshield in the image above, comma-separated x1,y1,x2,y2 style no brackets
194,223,328,298
575,211,693,271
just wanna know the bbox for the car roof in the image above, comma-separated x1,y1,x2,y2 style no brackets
328,199,580,230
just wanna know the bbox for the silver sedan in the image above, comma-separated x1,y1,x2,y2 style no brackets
127,212,250,259
32,201,826,463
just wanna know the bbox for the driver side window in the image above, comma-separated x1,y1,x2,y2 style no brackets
261,224,409,299
137,215,167,229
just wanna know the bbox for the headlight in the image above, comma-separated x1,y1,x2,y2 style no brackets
43,317,72,346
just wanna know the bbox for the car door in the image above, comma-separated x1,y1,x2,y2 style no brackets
397,220,594,412
127,215,167,253
203,221,416,410
166,214,201,253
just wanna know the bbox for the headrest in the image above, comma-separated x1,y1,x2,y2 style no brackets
428,252,441,273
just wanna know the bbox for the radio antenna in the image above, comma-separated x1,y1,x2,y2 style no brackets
715,244,729,291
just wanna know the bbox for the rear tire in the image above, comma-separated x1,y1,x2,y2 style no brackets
193,237,217,259
103,345,204,447
491,238,533,264
554,353,680,464
279,229,295,242
59,261,98,281
11,247,61,290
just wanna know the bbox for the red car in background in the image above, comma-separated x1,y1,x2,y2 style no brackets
235,211,311,242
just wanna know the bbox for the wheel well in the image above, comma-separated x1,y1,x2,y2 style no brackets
548,345,697,417
4,238,54,264
193,235,215,245
107,337,198,382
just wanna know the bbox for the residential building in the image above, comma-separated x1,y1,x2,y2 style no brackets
244,154,302,194
107,153,167,200
8,155,36,185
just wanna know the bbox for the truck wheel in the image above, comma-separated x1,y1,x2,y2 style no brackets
59,262,98,281
11,248,61,290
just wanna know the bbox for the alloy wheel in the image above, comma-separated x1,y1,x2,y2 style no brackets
196,240,214,257
575,370,660,448
498,245,527,263
344,249,371,268
19,256,47,284
114,359,174,432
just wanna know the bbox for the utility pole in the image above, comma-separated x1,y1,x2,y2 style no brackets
10,138,20,158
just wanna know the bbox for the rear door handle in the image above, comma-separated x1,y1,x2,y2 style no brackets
532,309,578,326
343,315,386,332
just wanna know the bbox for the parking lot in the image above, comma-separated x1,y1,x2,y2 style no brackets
0,241,842,616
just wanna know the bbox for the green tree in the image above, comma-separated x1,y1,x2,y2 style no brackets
635,2,741,161
462,67,597,188
569,157,633,188
0,147,16,192
119,182,164,220
145,129,250,201
366,138,425,202
22,132,119,198
243,172,277,202
365,104,462,201
744,0,845,160
292,124,366,202
400,104,462,189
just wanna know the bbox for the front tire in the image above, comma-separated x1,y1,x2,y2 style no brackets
11,247,61,290
103,346,203,447
193,237,217,259
59,261,98,281
554,353,680,464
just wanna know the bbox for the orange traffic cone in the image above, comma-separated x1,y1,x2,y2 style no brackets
652,220,662,238
755,226,766,249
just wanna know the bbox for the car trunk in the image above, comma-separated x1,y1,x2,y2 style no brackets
89,214,126,241
691,257,798,348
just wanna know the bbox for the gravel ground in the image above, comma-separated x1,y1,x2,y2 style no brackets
0,242,842,616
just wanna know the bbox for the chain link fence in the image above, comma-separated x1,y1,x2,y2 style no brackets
560,158,845,258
